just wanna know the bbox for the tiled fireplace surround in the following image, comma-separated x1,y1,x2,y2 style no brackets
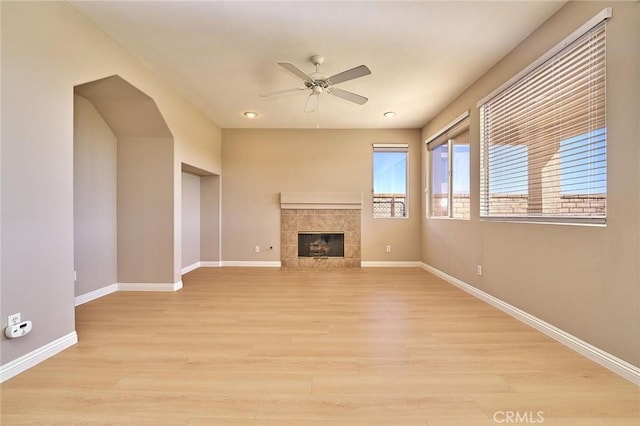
280,192,362,269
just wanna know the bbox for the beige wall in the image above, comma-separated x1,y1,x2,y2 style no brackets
421,1,639,366
1,2,221,366
73,95,118,297
221,129,421,263
180,164,221,266
201,174,221,263
117,137,174,283
182,172,201,269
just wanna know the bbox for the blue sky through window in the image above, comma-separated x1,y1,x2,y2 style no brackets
452,144,470,194
560,128,606,194
373,152,407,194
489,145,529,195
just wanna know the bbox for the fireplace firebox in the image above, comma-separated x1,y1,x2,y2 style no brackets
298,233,345,258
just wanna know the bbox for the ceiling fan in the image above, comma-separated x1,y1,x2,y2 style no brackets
260,55,371,113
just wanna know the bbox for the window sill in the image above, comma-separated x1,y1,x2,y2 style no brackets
479,217,606,227
429,216,470,221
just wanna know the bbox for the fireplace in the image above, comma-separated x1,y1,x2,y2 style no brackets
298,233,344,258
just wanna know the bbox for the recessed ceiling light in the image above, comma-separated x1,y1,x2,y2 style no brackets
383,111,396,118
244,111,258,118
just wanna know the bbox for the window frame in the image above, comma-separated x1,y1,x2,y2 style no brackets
372,144,409,219
426,112,470,220
476,8,611,225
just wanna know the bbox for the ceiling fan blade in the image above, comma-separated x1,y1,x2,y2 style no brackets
278,62,312,82
259,87,306,98
328,87,368,105
327,65,371,85
305,93,319,113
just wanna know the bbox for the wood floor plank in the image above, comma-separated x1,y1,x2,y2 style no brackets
1,267,638,425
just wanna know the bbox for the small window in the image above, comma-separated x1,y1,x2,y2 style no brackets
478,10,609,224
373,144,408,218
427,113,470,219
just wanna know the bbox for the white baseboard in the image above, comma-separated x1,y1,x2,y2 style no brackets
0,331,78,383
421,262,640,385
118,281,183,291
221,261,281,267
361,261,423,267
181,260,220,275
74,283,118,306
76,280,184,306
181,261,201,275
182,261,221,274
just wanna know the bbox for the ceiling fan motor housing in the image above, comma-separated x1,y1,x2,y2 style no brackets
305,77,329,89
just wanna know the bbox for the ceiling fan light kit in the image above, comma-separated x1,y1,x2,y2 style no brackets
260,55,371,113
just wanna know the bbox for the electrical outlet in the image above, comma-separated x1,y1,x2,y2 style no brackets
477,265,483,276
386,245,392,253
255,245,260,253
8,313,21,326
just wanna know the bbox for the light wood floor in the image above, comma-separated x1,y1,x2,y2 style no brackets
1,267,638,425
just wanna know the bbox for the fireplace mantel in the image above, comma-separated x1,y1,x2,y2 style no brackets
280,192,363,210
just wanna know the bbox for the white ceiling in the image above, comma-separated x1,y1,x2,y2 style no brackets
70,1,566,129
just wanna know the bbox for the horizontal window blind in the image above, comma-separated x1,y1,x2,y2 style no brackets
427,114,470,150
373,143,409,152
479,17,607,223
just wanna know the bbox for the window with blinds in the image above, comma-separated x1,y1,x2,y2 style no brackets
478,10,609,224
427,113,470,219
